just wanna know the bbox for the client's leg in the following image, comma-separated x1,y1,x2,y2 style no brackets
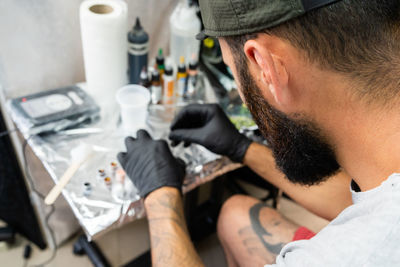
217,195,300,267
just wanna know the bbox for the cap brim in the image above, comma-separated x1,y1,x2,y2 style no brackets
196,31,208,40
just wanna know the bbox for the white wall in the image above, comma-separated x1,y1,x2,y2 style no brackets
0,0,178,98
0,0,179,246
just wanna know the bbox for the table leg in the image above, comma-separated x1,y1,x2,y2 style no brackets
184,175,226,241
73,235,110,267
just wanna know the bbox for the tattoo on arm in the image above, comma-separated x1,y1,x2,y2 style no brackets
145,189,204,267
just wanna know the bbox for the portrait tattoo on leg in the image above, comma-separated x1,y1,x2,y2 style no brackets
249,203,285,255
238,202,285,263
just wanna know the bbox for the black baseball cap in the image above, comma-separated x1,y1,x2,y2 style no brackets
196,0,342,40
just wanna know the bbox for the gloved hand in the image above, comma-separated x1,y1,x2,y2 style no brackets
118,130,186,199
169,104,252,163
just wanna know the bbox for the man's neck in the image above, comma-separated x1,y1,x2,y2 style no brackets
296,64,400,192
325,99,400,191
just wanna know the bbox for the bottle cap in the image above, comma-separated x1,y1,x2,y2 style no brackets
165,66,173,76
140,67,148,79
178,56,186,73
189,59,198,70
152,70,160,82
203,38,215,49
139,68,150,87
128,17,149,44
134,17,142,31
156,49,165,66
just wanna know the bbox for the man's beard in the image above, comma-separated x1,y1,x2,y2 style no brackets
236,62,340,185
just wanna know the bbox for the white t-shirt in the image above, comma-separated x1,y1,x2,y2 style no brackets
269,173,400,267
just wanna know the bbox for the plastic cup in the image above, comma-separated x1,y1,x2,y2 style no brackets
116,85,150,133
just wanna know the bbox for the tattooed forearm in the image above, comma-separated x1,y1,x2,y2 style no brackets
144,187,205,267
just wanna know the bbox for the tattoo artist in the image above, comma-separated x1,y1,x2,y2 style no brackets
118,0,400,266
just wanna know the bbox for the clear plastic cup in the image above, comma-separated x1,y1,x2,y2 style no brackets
116,85,150,133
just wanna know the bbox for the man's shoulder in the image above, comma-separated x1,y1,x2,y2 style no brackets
270,190,400,267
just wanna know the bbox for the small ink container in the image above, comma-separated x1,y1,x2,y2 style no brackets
83,182,92,197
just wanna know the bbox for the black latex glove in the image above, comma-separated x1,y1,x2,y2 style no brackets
169,104,252,163
118,130,186,199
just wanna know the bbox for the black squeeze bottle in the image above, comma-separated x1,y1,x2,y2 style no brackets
128,17,149,84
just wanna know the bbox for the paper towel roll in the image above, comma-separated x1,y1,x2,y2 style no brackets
80,0,128,107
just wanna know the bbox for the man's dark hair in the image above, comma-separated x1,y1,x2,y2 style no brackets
225,0,400,103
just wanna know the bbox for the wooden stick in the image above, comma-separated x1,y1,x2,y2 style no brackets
44,153,92,205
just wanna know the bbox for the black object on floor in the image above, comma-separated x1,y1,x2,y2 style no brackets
23,244,32,259
73,235,110,267
123,251,151,267
0,226,15,244
0,105,46,249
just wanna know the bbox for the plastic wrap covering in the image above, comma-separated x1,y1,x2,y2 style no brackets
7,77,244,241
6,86,100,136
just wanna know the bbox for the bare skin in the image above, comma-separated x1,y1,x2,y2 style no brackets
215,142,353,266
217,195,299,267
145,187,300,267
244,142,352,221
144,187,205,267
215,143,352,266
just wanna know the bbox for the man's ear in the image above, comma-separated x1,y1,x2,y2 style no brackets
243,39,291,109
